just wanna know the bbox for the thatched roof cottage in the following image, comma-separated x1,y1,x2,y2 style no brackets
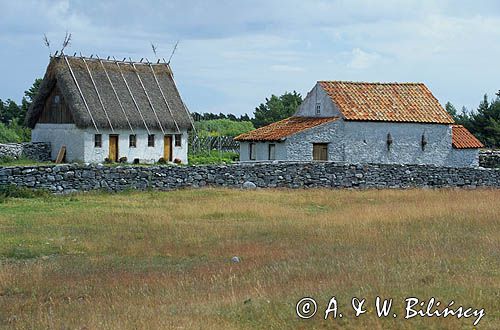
236,81,483,167
26,55,194,163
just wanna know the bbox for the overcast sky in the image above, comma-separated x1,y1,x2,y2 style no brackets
1,0,499,115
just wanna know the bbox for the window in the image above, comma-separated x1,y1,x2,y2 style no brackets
51,94,61,112
268,144,276,160
94,134,102,148
249,143,256,160
148,134,155,147
316,102,321,115
312,143,328,161
129,134,137,148
175,134,182,147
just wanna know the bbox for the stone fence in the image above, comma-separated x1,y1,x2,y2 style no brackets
0,142,51,162
1,162,499,193
479,149,500,168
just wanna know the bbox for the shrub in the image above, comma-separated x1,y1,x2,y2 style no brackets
188,151,239,165
0,184,50,202
104,158,113,164
158,157,167,164
173,158,182,164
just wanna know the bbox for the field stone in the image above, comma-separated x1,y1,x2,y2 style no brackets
231,256,241,263
242,181,256,189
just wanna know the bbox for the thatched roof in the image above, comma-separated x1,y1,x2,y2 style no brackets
26,55,194,132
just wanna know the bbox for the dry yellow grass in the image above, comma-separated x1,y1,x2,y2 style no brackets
0,188,499,329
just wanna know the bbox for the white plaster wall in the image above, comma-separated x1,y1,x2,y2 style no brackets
82,129,189,164
294,83,342,118
285,121,344,161
32,124,85,162
33,124,188,164
343,121,452,165
239,141,286,161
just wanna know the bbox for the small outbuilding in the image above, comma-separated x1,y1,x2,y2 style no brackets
26,55,194,163
235,81,483,167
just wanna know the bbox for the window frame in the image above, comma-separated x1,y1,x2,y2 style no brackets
129,134,137,148
94,134,102,148
249,143,256,160
148,134,155,147
315,102,321,115
174,134,182,147
268,143,276,160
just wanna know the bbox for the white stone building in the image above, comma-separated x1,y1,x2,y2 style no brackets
26,55,194,163
236,81,484,167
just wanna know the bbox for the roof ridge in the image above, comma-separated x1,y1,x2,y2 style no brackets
318,80,424,85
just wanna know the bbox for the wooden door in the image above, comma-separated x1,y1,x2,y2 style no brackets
164,135,172,161
109,135,119,162
313,143,328,161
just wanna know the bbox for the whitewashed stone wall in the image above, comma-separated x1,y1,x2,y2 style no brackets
32,123,188,163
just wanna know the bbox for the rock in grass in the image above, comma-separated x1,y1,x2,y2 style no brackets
242,181,256,190
231,256,241,263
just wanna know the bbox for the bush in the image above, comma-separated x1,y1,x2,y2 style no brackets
188,151,239,165
0,185,50,202
194,119,254,137
158,157,167,164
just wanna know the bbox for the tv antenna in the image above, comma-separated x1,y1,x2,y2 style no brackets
151,42,158,59
43,34,52,56
167,40,179,64
60,32,72,54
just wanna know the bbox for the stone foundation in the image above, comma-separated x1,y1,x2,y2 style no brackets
479,150,500,168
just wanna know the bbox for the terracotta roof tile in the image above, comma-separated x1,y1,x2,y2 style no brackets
452,125,484,149
319,81,454,124
234,116,339,141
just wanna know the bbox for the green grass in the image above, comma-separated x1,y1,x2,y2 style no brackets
0,188,498,329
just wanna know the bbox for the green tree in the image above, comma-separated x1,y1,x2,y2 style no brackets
468,94,500,147
445,102,458,121
252,91,302,128
194,119,254,137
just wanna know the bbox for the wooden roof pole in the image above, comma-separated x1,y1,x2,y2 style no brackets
115,61,150,135
82,57,114,132
98,58,135,134
148,62,180,133
132,62,165,135
63,55,99,132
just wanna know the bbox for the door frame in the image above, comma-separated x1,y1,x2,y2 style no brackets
164,135,173,161
109,134,119,162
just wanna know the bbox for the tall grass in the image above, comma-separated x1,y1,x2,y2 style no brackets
0,189,498,329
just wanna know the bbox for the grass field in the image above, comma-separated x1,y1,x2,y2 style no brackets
0,188,499,329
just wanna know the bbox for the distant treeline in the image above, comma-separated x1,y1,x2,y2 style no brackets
1,76,499,147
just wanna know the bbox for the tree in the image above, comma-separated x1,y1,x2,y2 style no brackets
468,94,500,148
445,102,458,121
252,91,302,128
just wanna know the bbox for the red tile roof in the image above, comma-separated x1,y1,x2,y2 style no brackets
319,81,454,124
234,116,339,141
452,125,484,149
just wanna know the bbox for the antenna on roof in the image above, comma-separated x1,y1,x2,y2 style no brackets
157,59,160,64
90,54,93,59
122,57,126,62
107,56,110,60
60,31,72,54
74,52,77,57
140,58,144,62
167,40,179,64
151,42,158,60
43,33,51,56
54,50,59,57
145,58,150,64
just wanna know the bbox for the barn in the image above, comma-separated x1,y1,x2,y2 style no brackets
235,81,484,167
25,55,194,163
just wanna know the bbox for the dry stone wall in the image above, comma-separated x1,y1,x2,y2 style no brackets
479,150,500,168
0,142,51,161
1,162,499,193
